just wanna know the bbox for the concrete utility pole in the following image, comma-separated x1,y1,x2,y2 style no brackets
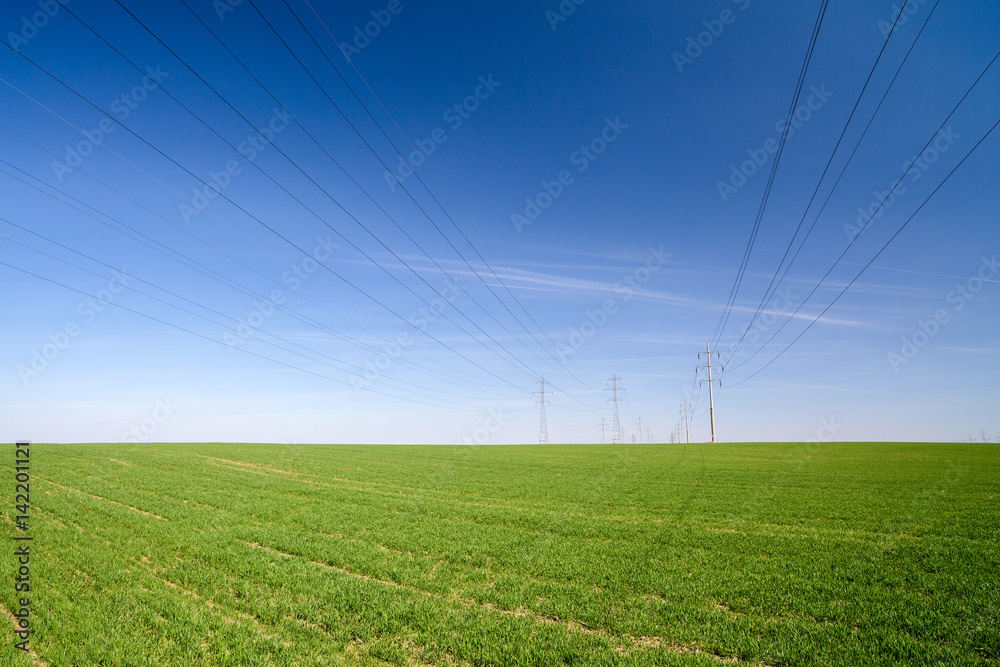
535,378,549,445
697,343,722,443
606,375,623,444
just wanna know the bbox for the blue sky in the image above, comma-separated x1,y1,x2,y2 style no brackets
1,0,998,444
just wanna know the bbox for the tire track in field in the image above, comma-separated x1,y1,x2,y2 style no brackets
52,460,235,518
40,479,168,521
195,454,668,526
101,457,132,467
135,558,467,666
133,559,293,650
195,455,497,508
196,454,599,516
243,541,763,665
1,605,48,667
342,636,460,667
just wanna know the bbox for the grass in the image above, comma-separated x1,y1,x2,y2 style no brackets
1,441,998,666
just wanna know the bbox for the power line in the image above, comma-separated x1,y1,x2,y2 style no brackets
0,146,508,395
54,2,547,387
727,113,1000,387
0,258,490,411
723,1,919,363
226,0,591,391
0,45,530,394
726,45,1000,377
709,0,831,347
0,217,507,404
284,0,603,391
139,0,582,389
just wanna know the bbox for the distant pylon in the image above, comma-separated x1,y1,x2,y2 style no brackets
635,417,644,444
598,418,607,444
646,426,653,443
682,399,691,444
605,375,623,444
535,378,550,445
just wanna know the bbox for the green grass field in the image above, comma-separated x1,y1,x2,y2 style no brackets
2,442,998,666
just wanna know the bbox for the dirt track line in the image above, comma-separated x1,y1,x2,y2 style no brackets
101,457,132,467
1,605,48,667
196,455,358,482
199,458,474,505
196,455,585,515
201,457,635,527
137,562,291,647
243,541,761,664
197,454,735,532
42,480,168,521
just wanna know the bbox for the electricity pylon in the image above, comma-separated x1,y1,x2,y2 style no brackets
681,399,690,444
535,378,549,445
605,375,623,444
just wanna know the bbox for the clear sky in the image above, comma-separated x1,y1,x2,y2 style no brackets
1,0,998,444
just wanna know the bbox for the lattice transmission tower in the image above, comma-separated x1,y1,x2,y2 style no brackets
535,378,549,445
605,375,623,444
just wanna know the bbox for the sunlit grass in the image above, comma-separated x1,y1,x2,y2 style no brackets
2,442,998,665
